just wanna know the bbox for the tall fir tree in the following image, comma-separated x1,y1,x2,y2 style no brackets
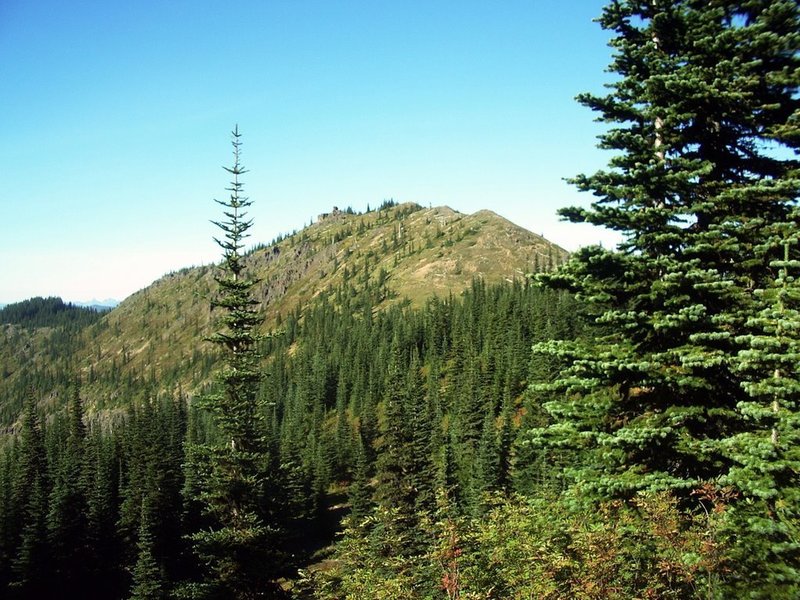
188,127,283,599
373,337,415,545
84,427,126,599
46,381,89,597
531,1,800,595
10,390,50,599
406,353,436,518
0,447,14,591
129,497,166,600
727,215,800,594
347,428,373,528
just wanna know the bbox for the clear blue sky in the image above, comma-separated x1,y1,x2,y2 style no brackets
0,0,618,304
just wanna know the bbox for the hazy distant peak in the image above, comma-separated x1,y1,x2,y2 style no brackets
74,299,119,310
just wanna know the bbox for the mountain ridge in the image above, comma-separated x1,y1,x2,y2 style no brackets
74,299,119,311
0,202,567,425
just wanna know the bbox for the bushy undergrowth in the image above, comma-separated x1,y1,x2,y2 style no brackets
300,490,732,600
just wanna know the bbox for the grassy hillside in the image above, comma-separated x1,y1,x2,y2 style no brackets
0,202,566,424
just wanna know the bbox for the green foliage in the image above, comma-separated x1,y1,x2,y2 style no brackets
46,382,90,596
9,391,51,598
458,491,729,600
117,396,188,598
0,387,189,599
0,310,98,426
0,296,104,329
723,221,800,597
278,282,580,598
0,276,595,599
531,0,800,596
307,506,439,600
307,490,730,600
186,127,284,599
129,500,167,600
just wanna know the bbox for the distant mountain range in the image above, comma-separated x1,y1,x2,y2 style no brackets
73,299,119,311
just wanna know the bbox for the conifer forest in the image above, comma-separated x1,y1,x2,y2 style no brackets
1,1,799,598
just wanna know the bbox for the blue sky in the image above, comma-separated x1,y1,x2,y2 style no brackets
0,0,618,304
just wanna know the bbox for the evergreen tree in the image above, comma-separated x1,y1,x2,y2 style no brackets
0,447,14,591
406,354,436,517
374,338,415,542
129,498,166,600
46,381,90,597
10,390,50,598
347,428,373,528
188,127,283,599
475,411,501,502
533,0,800,595
84,428,126,599
726,218,800,594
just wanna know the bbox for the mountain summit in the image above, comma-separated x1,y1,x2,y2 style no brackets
1,202,566,421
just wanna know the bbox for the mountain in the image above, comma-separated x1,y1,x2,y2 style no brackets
0,203,566,425
0,297,106,329
74,299,119,311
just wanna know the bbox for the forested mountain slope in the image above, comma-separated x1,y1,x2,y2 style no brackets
0,299,105,426
0,202,566,426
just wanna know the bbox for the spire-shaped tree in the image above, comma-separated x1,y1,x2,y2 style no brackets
188,126,283,599
532,1,800,594
46,380,89,597
347,428,373,528
129,498,166,600
10,390,50,598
